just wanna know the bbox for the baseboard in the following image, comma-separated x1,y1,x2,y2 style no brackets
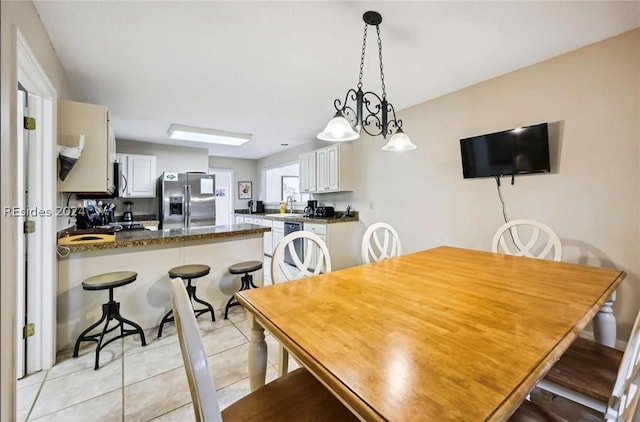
578,330,627,350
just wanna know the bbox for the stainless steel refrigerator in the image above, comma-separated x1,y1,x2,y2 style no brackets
160,172,215,229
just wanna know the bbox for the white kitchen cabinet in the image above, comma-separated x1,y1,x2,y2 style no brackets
303,220,361,270
299,151,317,193
272,220,284,256
304,223,327,270
261,219,273,256
116,153,156,198
300,144,353,194
235,215,245,224
57,100,116,193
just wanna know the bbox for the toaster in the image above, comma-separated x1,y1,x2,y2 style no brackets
314,206,335,218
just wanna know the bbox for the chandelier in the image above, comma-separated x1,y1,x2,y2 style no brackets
317,11,417,151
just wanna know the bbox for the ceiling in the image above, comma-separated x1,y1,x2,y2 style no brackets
33,1,639,160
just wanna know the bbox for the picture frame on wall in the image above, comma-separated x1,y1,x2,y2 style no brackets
238,181,252,199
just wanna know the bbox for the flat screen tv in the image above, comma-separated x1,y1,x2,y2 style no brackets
460,123,550,179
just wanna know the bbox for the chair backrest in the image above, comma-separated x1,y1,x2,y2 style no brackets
171,278,223,422
361,222,402,264
605,307,640,422
271,231,331,283
491,219,562,261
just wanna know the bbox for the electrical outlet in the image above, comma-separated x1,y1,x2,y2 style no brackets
369,202,374,210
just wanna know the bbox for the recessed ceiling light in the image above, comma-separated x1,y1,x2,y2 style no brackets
167,124,251,146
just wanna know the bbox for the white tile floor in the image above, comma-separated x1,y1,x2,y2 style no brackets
16,260,300,422
17,305,300,422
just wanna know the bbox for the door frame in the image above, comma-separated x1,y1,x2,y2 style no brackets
16,28,57,372
209,168,235,225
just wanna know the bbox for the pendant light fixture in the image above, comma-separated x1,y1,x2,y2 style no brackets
317,11,416,151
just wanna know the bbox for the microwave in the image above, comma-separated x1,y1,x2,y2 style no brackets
75,161,120,199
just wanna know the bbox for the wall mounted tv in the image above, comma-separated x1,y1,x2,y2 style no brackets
460,123,550,179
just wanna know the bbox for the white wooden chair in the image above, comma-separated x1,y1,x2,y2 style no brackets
492,219,618,347
171,278,357,422
361,222,402,264
491,219,562,261
271,231,331,376
271,231,332,283
534,307,640,421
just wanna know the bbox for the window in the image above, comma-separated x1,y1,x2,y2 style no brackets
263,162,309,204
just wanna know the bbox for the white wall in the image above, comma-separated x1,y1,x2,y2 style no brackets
355,29,639,340
1,1,72,419
256,29,640,342
208,156,258,210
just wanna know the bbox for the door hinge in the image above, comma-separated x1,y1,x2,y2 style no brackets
24,220,35,234
23,323,35,339
23,116,36,131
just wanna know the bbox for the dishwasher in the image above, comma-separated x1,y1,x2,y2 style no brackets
284,221,303,266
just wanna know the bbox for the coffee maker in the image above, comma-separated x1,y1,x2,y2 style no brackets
304,200,318,217
248,200,264,214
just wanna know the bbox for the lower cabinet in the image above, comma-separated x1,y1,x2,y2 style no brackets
233,215,362,267
272,220,284,257
304,223,326,270
303,221,361,270
236,215,276,257
261,219,273,256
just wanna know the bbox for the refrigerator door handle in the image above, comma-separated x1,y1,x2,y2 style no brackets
184,184,191,228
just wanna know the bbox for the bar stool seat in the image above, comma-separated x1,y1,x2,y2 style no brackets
73,271,146,370
157,264,215,338
224,260,263,319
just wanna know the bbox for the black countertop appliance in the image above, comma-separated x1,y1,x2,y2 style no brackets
249,200,264,214
304,200,318,217
314,206,335,218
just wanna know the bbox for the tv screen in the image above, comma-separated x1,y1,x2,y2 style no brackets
460,123,550,179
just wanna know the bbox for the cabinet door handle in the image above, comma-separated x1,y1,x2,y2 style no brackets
121,174,128,196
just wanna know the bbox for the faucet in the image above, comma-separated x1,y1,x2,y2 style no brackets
286,195,295,214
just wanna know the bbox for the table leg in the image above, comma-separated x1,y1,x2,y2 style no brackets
593,291,616,347
247,313,267,391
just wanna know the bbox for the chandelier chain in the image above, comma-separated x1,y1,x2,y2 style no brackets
376,25,386,99
357,23,368,89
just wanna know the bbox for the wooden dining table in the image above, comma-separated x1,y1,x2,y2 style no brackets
235,246,625,421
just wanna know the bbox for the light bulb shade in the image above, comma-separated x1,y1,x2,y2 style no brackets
382,130,417,151
317,113,360,142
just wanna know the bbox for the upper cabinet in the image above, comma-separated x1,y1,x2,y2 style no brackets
300,144,353,193
299,151,317,193
116,153,157,198
57,100,116,194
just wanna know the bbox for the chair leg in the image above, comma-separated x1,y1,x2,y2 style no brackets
224,272,257,319
160,278,216,335
187,282,215,322
246,273,258,289
73,305,108,358
157,309,174,338
278,345,289,377
74,298,147,370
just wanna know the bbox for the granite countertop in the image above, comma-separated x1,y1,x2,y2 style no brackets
57,224,270,253
236,211,359,224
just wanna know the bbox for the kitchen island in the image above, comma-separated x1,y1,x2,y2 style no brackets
57,224,269,351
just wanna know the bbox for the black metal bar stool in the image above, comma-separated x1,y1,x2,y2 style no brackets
73,271,147,370
157,264,215,338
224,260,263,319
